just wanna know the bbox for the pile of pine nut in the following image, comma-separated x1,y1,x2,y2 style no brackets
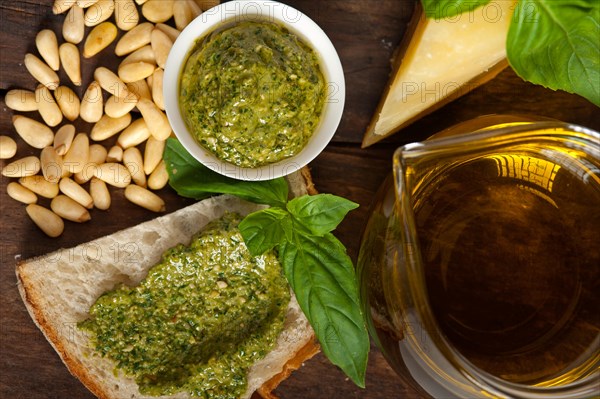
1,0,218,237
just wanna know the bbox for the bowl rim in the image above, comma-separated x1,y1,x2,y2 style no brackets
163,0,345,181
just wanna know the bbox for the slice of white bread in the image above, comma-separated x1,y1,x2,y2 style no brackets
16,169,319,399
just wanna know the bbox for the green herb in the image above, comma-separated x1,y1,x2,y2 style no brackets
164,139,288,207
240,207,293,255
164,138,370,387
277,231,368,387
286,194,361,236
421,0,600,106
507,0,600,106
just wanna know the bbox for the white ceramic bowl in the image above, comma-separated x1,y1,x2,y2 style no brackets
164,0,345,181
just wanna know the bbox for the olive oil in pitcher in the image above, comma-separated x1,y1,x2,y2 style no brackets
358,121,600,398
415,152,600,384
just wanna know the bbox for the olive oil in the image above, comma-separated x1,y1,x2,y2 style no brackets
414,153,600,384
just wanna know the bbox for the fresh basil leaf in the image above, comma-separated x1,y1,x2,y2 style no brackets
287,194,359,236
279,232,369,388
239,208,292,256
507,0,600,106
163,138,289,207
421,0,491,19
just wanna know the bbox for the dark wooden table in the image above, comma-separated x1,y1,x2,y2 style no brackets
1,1,598,398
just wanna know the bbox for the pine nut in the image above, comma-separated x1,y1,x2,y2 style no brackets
74,143,107,183
105,92,139,118
90,177,111,210
19,175,60,198
106,145,123,162
63,4,85,44
12,115,54,149
115,0,139,31
7,182,38,204
90,113,132,141
41,146,64,183
124,184,165,212
35,84,63,127
24,53,60,90
84,0,115,27
94,162,132,188
146,73,153,91
51,195,91,222
36,30,60,71
80,81,104,122
104,93,138,118
94,67,130,98
147,159,168,190
5,89,38,112
59,177,94,208
151,67,164,110
136,98,171,140
84,22,118,58
121,45,156,67
126,79,152,102
154,23,180,42
186,0,202,18
150,28,173,69
0,136,18,159
135,0,148,4
61,165,72,178
90,143,109,164
115,22,153,56
123,146,146,187
117,118,151,148
73,171,90,185
54,124,76,156
54,85,81,121
2,156,41,177
53,0,76,14
143,135,165,175
118,61,155,83
63,133,89,174
59,43,82,86
142,0,174,23
174,0,193,30
77,0,100,7
26,204,64,237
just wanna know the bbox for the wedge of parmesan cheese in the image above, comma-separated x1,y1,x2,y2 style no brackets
363,1,515,147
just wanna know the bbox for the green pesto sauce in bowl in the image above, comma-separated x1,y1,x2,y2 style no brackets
179,21,326,168
78,213,290,398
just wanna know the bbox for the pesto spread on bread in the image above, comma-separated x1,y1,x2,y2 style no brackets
78,213,290,398
179,21,326,168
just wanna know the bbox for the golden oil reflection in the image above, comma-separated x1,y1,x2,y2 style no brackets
488,154,560,208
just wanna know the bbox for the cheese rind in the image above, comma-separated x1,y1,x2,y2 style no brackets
363,1,514,147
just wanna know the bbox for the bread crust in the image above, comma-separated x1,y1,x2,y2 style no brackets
16,169,320,399
300,167,318,196
17,274,110,399
257,339,321,399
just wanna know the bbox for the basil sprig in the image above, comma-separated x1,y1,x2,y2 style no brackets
421,0,600,106
164,139,369,387
240,196,368,388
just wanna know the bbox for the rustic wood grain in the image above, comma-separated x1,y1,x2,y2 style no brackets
1,0,599,399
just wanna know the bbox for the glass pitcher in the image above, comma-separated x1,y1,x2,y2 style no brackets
357,115,600,398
